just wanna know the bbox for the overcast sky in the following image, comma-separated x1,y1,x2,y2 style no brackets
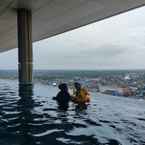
0,6,145,70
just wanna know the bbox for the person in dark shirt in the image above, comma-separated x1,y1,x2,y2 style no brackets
53,83,71,110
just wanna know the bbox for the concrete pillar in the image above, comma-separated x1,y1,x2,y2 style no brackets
17,9,33,95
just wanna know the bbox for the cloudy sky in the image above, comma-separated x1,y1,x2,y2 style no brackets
0,6,145,70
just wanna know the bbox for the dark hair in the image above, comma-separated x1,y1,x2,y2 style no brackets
58,83,68,91
74,82,81,88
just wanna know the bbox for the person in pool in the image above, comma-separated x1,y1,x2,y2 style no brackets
53,83,71,110
72,82,91,104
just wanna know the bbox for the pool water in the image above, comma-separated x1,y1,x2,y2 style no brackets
0,79,145,145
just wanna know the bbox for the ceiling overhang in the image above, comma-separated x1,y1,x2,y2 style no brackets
0,0,145,52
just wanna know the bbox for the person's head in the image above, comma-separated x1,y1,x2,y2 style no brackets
74,82,81,90
58,83,68,92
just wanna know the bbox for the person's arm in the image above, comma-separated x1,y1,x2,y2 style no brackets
52,96,56,100
52,92,60,100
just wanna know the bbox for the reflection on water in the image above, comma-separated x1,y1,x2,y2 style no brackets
17,85,35,145
0,79,145,145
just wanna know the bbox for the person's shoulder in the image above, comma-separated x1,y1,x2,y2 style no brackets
81,87,90,95
81,87,88,92
56,91,62,97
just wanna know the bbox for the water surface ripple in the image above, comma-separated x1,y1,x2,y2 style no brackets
0,79,145,145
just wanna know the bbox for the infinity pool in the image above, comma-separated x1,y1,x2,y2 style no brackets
0,79,145,145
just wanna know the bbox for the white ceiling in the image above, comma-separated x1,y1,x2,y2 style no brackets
0,0,145,51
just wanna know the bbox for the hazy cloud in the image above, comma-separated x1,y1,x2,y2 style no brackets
0,6,145,69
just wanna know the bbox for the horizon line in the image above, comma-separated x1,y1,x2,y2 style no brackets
0,68,145,71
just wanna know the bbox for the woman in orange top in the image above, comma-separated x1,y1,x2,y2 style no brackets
72,82,90,104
